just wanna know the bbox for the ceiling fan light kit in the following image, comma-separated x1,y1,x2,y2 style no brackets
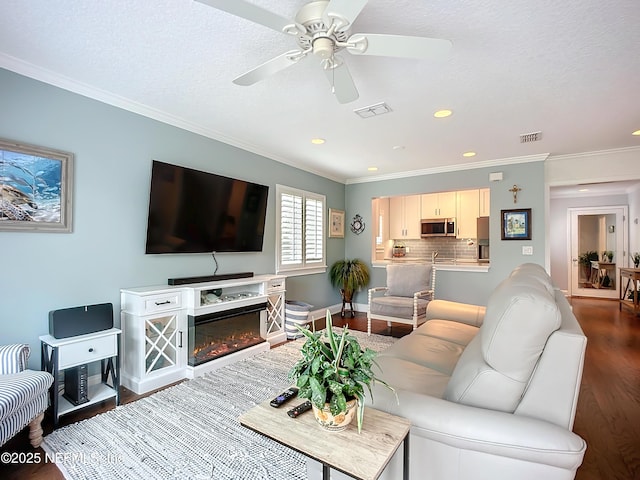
198,0,451,104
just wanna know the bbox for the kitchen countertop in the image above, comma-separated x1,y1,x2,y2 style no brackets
376,258,490,272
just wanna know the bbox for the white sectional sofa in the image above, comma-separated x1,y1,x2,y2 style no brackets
309,263,588,480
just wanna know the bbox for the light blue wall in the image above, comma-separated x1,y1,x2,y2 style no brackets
0,67,549,367
0,69,345,366
345,162,547,305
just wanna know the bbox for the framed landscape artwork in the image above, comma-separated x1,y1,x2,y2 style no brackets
501,208,531,240
0,138,73,232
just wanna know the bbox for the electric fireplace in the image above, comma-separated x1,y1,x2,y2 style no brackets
188,302,267,367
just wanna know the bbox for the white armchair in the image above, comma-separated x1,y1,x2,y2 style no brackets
0,344,54,448
367,263,435,335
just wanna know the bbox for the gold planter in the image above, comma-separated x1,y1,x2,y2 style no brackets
312,398,357,432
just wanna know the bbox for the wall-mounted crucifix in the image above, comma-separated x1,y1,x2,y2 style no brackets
509,184,522,203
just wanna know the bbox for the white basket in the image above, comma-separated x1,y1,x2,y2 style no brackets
284,301,313,339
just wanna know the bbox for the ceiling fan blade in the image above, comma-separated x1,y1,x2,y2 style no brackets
195,0,292,33
323,0,368,29
346,33,452,60
323,60,359,104
233,50,307,86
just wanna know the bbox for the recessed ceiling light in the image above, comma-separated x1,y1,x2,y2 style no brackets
367,167,378,172
311,138,325,145
392,145,405,151
578,188,589,192
434,109,452,118
462,151,476,157
633,129,640,136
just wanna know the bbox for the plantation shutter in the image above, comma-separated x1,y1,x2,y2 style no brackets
280,192,303,265
276,185,326,274
305,197,323,264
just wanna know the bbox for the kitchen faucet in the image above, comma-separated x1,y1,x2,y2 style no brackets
431,251,439,263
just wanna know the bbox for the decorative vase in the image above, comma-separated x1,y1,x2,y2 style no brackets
312,398,357,432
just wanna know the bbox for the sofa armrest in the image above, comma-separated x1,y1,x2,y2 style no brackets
370,388,586,471
0,344,30,374
426,299,485,327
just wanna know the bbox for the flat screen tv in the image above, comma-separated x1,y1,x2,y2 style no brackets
145,160,269,254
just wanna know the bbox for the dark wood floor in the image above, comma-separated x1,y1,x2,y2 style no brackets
2,299,638,479
569,298,640,480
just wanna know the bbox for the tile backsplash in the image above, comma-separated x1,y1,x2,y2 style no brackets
393,237,477,261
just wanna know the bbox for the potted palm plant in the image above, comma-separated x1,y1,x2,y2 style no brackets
288,310,395,433
329,258,370,318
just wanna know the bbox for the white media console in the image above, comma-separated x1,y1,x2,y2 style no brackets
120,274,286,395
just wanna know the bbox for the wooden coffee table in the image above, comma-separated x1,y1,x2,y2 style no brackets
239,398,411,480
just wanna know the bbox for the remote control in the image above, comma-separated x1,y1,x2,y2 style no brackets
287,400,313,418
269,387,299,407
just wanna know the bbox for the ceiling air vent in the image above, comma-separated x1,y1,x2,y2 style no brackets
520,131,542,143
354,102,392,119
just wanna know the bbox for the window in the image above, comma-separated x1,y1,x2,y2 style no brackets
276,185,326,275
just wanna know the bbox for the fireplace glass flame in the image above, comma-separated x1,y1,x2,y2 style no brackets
188,303,266,367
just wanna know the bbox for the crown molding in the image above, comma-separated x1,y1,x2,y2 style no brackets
546,145,640,162
0,55,346,184
345,153,550,185
3,54,636,187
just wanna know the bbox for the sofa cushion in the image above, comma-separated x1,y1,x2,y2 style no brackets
415,319,479,347
370,296,429,319
481,281,561,381
385,263,431,297
443,336,529,411
509,263,555,296
444,274,562,412
374,356,450,398
380,332,466,376
0,370,54,423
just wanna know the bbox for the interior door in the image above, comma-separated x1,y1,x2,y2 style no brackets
569,206,628,298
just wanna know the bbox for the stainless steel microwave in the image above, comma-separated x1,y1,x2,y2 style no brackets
421,218,455,237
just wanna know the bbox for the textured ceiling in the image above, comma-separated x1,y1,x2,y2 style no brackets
1,0,639,183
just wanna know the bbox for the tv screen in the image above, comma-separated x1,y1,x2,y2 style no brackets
145,161,269,254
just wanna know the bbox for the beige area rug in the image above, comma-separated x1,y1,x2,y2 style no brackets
42,330,396,480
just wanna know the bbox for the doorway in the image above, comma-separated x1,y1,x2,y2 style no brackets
569,206,628,298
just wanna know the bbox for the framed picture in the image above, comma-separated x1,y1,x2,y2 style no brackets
0,138,73,232
501,208,531,240
328,208,345,238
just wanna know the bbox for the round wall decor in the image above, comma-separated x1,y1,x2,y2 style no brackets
350,214,365,234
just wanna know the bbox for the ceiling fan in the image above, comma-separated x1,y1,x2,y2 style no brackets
196,0,452,104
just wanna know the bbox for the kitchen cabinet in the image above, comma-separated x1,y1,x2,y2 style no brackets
456,189,480,238
421,192,456,219
479,188,491,217
390,195,421,239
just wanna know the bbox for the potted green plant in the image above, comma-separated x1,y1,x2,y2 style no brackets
329,259,370,318
633,252,640,268
603,250,614,263
578,250,599,279
288,310,395,433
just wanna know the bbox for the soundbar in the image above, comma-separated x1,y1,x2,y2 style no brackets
168,272,254,285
